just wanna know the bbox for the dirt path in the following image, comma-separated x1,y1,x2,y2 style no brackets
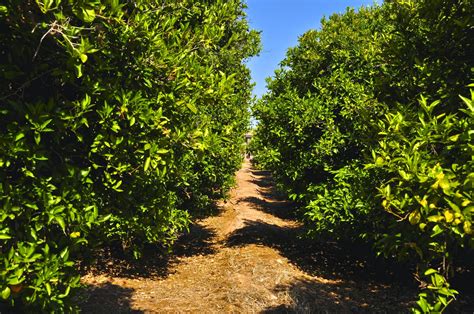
80,160,416,313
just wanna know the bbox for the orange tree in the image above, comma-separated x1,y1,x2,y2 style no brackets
0,0,259,311
252,0,472,311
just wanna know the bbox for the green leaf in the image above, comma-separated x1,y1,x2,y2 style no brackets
409,210,421,225
427,215,443,223
60,247,69,259
186,103,198,114
416,297,429,313
431,225,444,237
75,64,83,78
7,277,23,285
444,198,460,212
54,216,66,232
45,283,51,296
36,0,56,13
1,287,11,300
15,133,25,141
98,214,112,223
438,178,450,192
375,156,384,166
144,156,151,171
80,54,88,63
79,8,96,23
0,6,8,16
459,95,473,112
58,286,71,299
24,170,35,178
34,132,41,145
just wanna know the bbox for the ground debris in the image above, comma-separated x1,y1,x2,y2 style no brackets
80,160,416,313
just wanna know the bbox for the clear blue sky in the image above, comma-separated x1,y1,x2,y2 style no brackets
245,0,378,98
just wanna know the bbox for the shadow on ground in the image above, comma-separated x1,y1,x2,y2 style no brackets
238,169,474,312
78,283,141,313
78,223,219,312
262,278,412,314
238,196,297,220
228,169,420,312
250,169,272,176
80,222,218,279
225,218,417,312
243,171,297,220
250,178,273,188
226,218,411,282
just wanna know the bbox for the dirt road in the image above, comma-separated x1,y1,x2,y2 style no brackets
80,160,416,313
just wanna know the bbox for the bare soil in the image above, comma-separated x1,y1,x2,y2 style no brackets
79,160,419,313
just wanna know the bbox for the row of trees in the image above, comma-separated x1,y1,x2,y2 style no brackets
0,0,259,310
251,0,472,312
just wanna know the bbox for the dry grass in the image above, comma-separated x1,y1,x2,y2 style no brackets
79,160,421,313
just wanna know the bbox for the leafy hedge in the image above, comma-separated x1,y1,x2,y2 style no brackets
252,0,472,312
0,0,259,310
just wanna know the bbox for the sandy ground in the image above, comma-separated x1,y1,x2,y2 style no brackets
79,160,419,313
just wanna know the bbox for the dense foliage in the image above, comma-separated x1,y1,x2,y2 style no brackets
252,0,473,311
0,0,259,310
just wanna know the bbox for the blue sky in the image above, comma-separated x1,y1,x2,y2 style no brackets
245,0,378,98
